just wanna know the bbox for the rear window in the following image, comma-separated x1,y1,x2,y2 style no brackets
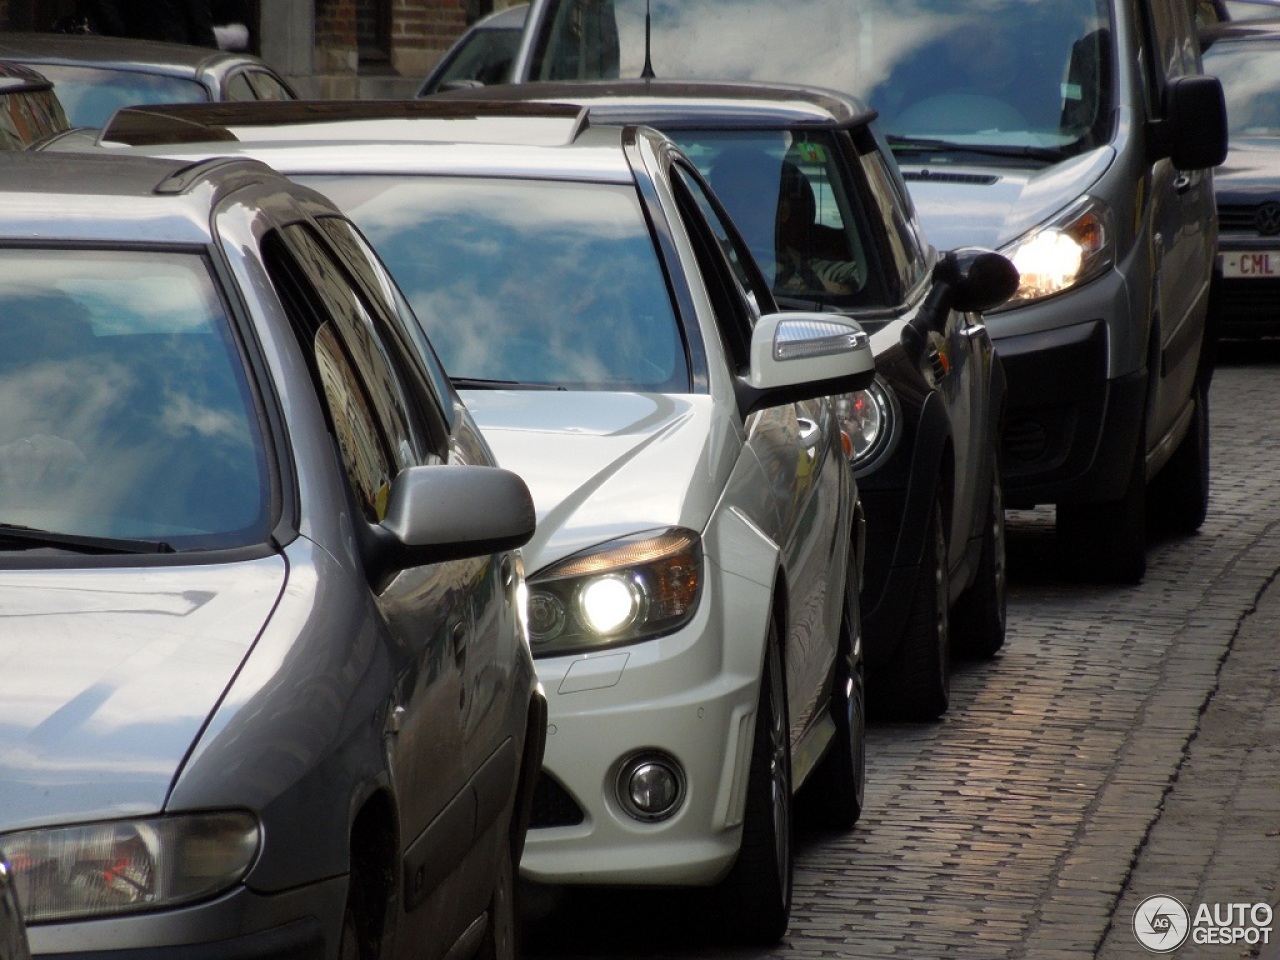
0,250,270,551
24,63,207,127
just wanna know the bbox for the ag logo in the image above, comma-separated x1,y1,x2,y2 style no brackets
1134,895,1190,952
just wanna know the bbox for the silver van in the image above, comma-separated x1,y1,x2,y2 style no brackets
510,0,1228,583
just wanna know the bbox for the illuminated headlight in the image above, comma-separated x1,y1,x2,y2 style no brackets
837,376,900,474
3,812,260,923
999,196,1115,306
527,528,702,656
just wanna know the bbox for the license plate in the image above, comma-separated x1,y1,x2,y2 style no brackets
1220,251,1280,278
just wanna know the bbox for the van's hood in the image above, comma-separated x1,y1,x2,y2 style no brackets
900,146,1115,251
0,558,286,830
460,390,727,573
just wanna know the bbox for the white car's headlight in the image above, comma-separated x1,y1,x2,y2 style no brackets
4,811,260,923
999,196,1115,306
838,377,900,474
527,528,702,656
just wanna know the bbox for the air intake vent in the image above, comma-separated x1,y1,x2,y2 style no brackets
530,772,585,828
901,169,1000,186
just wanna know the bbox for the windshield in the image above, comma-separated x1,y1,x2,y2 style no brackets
529,0,1114,155
307,175,690,392
1201,38,1280,137
25,63,208,127
0,250,269,551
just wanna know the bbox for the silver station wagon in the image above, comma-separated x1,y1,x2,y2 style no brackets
0,151,544,960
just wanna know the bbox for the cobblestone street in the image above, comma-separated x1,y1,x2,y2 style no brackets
525,350,1280,959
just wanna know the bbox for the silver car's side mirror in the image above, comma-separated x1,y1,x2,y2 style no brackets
736,312,875,417
367,464,536,583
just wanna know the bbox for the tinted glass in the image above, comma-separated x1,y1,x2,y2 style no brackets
530,0,1114,153
0,250,269,548
670,130,887,309
421,24,523,93
1201,37,1280,136
23,63,208,127
0,83,69,149
307,175,689,392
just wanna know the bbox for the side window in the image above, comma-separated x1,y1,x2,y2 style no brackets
314,215,455,439
263,224,419,523
673,162,771,313
858,145,926,301
224,71,257,101
530,0,620,80
247,72,295,101
670,165,756,373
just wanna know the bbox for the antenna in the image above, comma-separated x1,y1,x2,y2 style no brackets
640,0,656,79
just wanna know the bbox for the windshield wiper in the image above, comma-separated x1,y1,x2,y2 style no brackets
0,523,176,555
888,135,1063,163
452,377,567,391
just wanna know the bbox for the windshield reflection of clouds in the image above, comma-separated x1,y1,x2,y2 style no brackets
1203,44,1280,137
320,176,685,391
544,0,1106,145
0,252,266,545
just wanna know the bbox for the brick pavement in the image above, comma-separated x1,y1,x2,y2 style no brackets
523,357,1280,960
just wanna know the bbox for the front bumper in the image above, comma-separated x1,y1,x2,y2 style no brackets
521,563,771,887
28,876,345,959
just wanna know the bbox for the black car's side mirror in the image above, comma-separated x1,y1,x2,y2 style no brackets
902,248,1019,359
1156,74,1228,170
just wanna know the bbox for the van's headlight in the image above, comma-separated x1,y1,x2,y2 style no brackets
838,377,900,475
527,528,702,656
999,196,1115,306
3,812,260,922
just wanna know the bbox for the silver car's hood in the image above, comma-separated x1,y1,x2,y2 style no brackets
461,390,729,573
0,557,286,830
902,146,1115,251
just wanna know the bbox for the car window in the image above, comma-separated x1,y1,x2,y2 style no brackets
668,129,888,310
0,248,270,548
224,71,257,101
858,145,926,301
313,214,456,442
421,24,522,94
264,225,421,524
529,0,1113,154
24,63,208,128
1201,36,1280,135
245,71,295,101
305,174,692,393
0,78,69,150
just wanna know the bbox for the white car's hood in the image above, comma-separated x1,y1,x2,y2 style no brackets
460,390,730,572
902,146,1115,251
0,558,286,830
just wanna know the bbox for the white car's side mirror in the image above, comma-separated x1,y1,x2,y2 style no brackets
737,312,875,417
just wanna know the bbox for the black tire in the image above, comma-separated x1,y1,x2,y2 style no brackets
714,623,792,945
869,497,951,721
1148,384,1209,536
804,565,866,831
476,838,519,960
951,459,1007,659
1056,427,1147,585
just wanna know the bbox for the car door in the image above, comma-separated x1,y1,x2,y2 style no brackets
666,157,843,738
857,135,986,564
1140,0,1216,440
264,220,494,957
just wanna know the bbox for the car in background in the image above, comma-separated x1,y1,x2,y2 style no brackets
1199,19,1280,338
0,33,295,128
83,97,880,944
0,149,543,960
0,856,30,960
0,61,69,149
418,3,528,96
512,0,1228,585
437,79,1017,720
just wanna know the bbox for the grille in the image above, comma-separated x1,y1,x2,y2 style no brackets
1003,417,1049,465
529,772,585,829
1219,203,1280,236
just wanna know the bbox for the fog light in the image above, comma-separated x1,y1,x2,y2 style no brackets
617,753,685,822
